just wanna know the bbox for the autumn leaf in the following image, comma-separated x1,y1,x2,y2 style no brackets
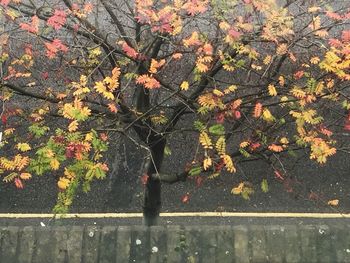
222,154,236,173
327,199,339,206
136,74,161,89
203,156,212,170
20,173,32,180
50,159,60,170
140,173,149,186
231,182,244,195
199,131,213,149
0,0,10,7
68,120,79,132
47,9,66,30
268,84,277,96
45,39,68,59
180,81,189,91
118,41,139,59
20,16,39,34
14,178,24,189
261,179,269,193
268,144,284,152
16,143,31,152
107,103,118,113
149,59,166,74
172,53,183,60
181,192,190,203
262,108,275,122
253,102,263,118
58,177,70,190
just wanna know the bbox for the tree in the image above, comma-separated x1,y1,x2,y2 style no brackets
0,0,349,225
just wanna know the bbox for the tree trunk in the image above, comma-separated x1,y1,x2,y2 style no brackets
142,136,166,226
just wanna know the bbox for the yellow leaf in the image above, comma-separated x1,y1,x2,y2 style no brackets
213,89,224,97
199,131,213,149
310,56,320,64
216,136,226,155
85,132,93,141
222,154,236,173
50,159,60,170
224,85,237,94
20,173,32,180
263,55,272,65
268,84,277,96
58,177,70,190
68,120,79,132
64,168,76,179
308,6,321,13
16,143,31,152
4,128,15,136
262,109,274,122
240,141,250,148
327,199,339,206
180,81,189,91
203,157,212,171
231,182,244,195
278,76,285,86
14,155,29,171
280,137,289,144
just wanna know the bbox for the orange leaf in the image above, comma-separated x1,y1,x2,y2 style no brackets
327,199,339,206
20,173,32,180
15,178,24,189
253,102,263,118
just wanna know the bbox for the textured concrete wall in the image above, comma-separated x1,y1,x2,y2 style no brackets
1,224,350,263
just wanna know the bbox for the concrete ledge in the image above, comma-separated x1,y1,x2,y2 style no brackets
1,224,349,262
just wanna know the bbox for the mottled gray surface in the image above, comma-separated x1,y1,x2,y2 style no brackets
1,224,350,263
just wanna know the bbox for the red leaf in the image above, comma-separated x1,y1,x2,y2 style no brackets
20,16,39,34
181,192,190,203
15,178,24,189
249,142,261,151
342,30,350,43
65,145,74,158
325,11,343,21
100,133,108,141
44,39,68,58
119,41,139,59
228,29,241,39
294,70,304,79
195,176,203,187
215,112,225,123
344,111,350,131
41,72,49,80
1,115,7,125
0,0,10,7
233,110,241,120
215,161,224,172
329,38,342,47
47,10,66,31
140,174,149,186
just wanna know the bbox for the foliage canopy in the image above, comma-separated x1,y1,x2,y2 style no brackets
0,0,349,216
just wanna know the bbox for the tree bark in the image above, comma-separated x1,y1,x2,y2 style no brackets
142,135,166,226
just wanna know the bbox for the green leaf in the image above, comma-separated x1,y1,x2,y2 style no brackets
209,124,225,136
189,166,202,176
164,145,172,156
261,179,269,193
193,121,206,132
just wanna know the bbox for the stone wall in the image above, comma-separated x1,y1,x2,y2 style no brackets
1,224,350,262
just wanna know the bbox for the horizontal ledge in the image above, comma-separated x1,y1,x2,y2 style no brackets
0,212,349,219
